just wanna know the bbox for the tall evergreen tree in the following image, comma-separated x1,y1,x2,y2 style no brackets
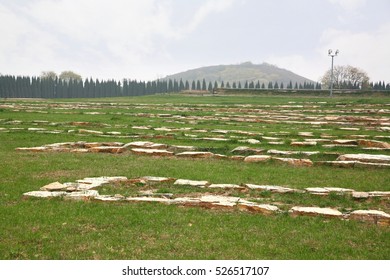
168,79,173,92
179,79,185,91
208,81,213,92
196,80,201,90
202,79,207,91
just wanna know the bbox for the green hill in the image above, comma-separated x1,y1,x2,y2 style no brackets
164,62,314,86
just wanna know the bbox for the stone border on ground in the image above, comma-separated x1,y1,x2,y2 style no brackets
23,175,390,226
15,141,390,168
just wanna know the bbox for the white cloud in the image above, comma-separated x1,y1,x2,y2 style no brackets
328,0,366,11
1,0,388,82
320,23,390,81
0,0,179,79
265,54,328,82
0,0,239,80
183,0,236,34
0,3,62,75
266,20,390,82
328,0,367,23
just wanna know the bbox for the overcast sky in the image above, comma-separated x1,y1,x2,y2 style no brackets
1,0,389,82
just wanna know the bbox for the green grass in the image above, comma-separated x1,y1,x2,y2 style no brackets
1,200,388,259
1,94,389,260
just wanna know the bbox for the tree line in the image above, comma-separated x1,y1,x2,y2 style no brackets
0,75,170,99
0,73,389,99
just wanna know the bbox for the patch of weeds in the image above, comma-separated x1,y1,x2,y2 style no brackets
96,183,139,197
259,190,273,198
110,116,122,121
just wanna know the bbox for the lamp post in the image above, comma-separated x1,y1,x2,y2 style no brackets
328,49,339,97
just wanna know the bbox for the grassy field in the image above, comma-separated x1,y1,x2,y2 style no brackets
0,93,389,259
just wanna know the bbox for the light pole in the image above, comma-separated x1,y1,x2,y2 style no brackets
328,49,339,97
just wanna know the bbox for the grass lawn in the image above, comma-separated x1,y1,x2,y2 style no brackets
0,93,389,259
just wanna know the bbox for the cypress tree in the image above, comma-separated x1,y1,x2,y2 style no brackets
202,79,207,91
173,79,179,92
179,79,184,91
196,80,201,90
168,79,173,92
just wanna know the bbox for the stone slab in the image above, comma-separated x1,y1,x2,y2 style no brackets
332,139,358,145
126,196,173,204
131,148,174,156
176,151,214,158
358,139,390,149
63,190,99,200
349,210,390,226
208,184,244,189
324,187,355,193
89,146,126,153
140,176,174,183
245,184,295,193
16,147,47,152
238,139,261,144
305,187,329,195
337,154,390,164
368,191,390,197
291,141,317,146
94,195,125,202
40,182,67,191
23,191,67,198
289,206,343,218
244,155,271,162
238,203,279,215
174,179,209,187
352,192,369,199
274,158,313,167
231,146,264,155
